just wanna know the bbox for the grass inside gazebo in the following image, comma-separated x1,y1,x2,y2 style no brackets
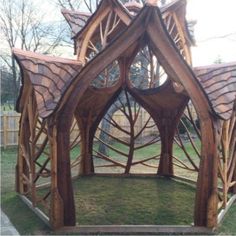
73,176,195,225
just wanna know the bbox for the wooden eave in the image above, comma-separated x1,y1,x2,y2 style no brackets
127,81,189,127
194,62,236,120
13,48,82,118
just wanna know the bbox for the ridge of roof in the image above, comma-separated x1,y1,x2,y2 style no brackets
124,1,143,13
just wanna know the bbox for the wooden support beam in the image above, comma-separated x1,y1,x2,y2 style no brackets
157,115,174,176
48,116,76,228
194,120,219,228
157,104,187,176
76,112,94,176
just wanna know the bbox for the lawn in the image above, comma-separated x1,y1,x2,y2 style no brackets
1,147,236,235
73,176,195,225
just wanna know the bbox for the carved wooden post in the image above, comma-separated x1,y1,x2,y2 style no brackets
194,118,218,228
16,101,30,194
48,114,76,228
229,112,236,195
157,105,187,176
157,114,174,176
76,111,94,175
48,121,64,229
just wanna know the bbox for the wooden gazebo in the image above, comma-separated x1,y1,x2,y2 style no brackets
13,0,236,233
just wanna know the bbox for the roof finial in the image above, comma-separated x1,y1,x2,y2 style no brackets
146,0,159,6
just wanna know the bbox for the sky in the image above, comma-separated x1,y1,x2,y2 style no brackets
31,0,236,67
187,0,236,66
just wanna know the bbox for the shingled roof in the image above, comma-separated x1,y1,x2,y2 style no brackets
194,62,236,120
14,49,82,118
61,9,91,37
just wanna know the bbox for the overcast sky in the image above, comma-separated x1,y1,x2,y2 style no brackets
187,0,236,66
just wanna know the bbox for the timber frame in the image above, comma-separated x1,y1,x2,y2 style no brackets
13,0,236,233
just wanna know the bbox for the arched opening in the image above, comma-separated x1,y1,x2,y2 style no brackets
172,102,202,181
78,9,127,63
129,45,168,89
92,90,161,174
90,60,120,88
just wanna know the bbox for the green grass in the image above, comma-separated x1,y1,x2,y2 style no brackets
0,104,14,112
73,176,195,225
1,147,19,194
217,204,236,235
1,193,50,235
1,147,236,235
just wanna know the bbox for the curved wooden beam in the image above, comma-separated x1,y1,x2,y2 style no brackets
146,7,218,228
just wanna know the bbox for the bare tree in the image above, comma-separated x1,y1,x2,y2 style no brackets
0,0,67,103
57,0,82,10
55,0,100,12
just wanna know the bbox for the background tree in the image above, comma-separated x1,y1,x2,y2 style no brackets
0,0,68,104
0,68,15,107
